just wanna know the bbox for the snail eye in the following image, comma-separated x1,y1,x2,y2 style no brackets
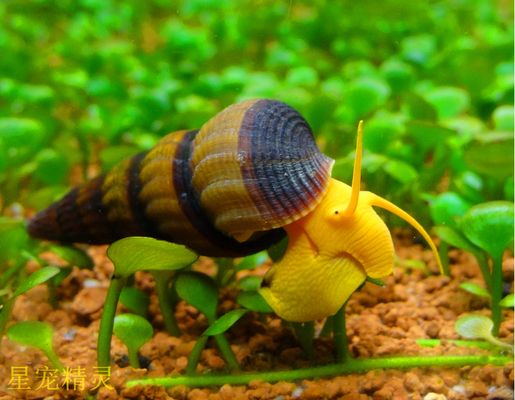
326,207,343,223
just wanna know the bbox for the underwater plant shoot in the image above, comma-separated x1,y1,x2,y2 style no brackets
0,1,513,399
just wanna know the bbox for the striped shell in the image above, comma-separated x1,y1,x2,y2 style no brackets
28,99,334,257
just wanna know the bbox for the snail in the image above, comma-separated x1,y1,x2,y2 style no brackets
28,99,442,322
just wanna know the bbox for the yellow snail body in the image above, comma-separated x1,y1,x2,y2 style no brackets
28,99,441,322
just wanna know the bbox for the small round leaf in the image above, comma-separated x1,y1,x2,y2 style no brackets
13,266,60,298
464,133,514,179
461,202,514,258
459,282,491,299
175,272,218,322
433,226,478,253
237,276,262,292
499,294,514,308
8,321,54,356
237,291,273,313
49,245,94,269
454,315,512,349
493,105,514,131
113,314,153,352
455,315,493,340
107,237,198,278
425,86,470,119
383,159,418,184
203,309,248,336
430,192,470,228
120,287,150,317
235,251,269,271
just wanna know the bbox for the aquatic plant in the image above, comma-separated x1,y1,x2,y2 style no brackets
97,237,197,367
0,266,59,339
113,314,154,369
7,321,64,371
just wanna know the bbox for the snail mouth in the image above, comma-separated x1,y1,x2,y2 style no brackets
333,251,366,275
303,228,366,275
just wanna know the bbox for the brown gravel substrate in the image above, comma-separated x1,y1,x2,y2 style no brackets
0,232,513,400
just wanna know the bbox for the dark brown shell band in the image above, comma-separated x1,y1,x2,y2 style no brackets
240,99,333,229
173,130,285,257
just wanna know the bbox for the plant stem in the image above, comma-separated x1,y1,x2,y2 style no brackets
333,302,349,362
474,251,492,291
319,317,333,337
215,258,235,287
490,253,503,336
126,354,512,388
293,322,315,359
416,338,497,350
186,336,208,374
214,334,240,371
439,242,450,276
44,349,65,371
97,276,126,367
153,273,180,336
47,280,58,309
128,347,141,369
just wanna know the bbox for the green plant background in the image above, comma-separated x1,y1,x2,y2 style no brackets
1,0,513,219
0,0,513,385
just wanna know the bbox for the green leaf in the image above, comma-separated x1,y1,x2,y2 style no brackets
8,321,54,349
120,287,150,317
13,266,60,297
429,192,470,228
402,92,437,121
237,276,262,292
25,186,69,210
236,291,272,313
366,276,386,286
383,159,418,184
499,294,514,308
461,201,514,258
380,58,415,92
433,226,478,254
406,121,455,154
459,282,491,299
362,113,404,153
113,313,154,352
51,266,73,287
452,172,484,204
345,77,390,117
464,132,514,179
33,149,69,185
50,245,94,269
504,177,514,202
175,271,218,322
99,145,139,171
203,309,248,336
0,217,24,233
455,315,493,339
455,315,512,349
267,237,288,263
493,105,514,131
235,251,269,271
107,237,198,278
7,321,64,369
0,219,31,264
401,34,436,65
0,118,45,166
425,87,470,119
285,66,319,88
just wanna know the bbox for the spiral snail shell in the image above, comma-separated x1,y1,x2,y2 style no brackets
28,98,442,322
28,99,332,257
